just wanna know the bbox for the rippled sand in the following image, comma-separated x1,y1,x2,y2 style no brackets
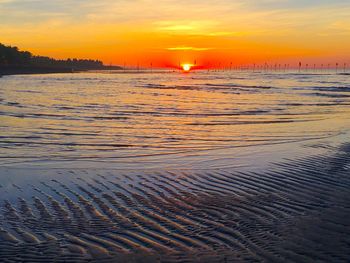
1,71,350,262
1,141,350,262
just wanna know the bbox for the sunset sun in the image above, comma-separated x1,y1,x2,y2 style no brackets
182,64,192,72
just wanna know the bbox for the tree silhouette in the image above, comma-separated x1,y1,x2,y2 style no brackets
0,43,105,70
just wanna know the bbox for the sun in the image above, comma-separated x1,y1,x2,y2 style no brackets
182,64,192,72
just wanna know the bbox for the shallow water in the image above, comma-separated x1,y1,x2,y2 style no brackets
1,71,350,262
1,70,350,169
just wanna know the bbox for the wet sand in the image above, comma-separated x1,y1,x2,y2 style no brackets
1,141,349,262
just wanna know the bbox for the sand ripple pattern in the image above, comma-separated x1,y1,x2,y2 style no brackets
1,143,350,262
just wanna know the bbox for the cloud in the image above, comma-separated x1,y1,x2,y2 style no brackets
154,20,220,34
166,46,213,51
1,0,349,28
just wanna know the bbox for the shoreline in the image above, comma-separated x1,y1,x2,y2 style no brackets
1,68,348,78
0,65,123,77
0,66,74,76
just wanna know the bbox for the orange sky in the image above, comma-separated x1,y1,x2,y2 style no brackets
1,0,350,68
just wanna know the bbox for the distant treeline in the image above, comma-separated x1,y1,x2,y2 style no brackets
0,43,108,70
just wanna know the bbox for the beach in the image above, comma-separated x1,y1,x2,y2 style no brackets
1,71,350,262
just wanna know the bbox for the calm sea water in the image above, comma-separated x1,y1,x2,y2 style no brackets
1,71,350,169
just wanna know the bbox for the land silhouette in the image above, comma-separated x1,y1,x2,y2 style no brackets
0,43,121,76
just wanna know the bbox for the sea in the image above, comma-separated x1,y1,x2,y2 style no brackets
1,70,350,170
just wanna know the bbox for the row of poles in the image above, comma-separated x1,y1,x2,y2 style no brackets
119,61,349,73
213,62,348,73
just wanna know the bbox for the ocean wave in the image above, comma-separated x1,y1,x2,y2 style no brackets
1,71,349,165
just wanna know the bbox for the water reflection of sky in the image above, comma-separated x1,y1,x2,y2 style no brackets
1,71,350,169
